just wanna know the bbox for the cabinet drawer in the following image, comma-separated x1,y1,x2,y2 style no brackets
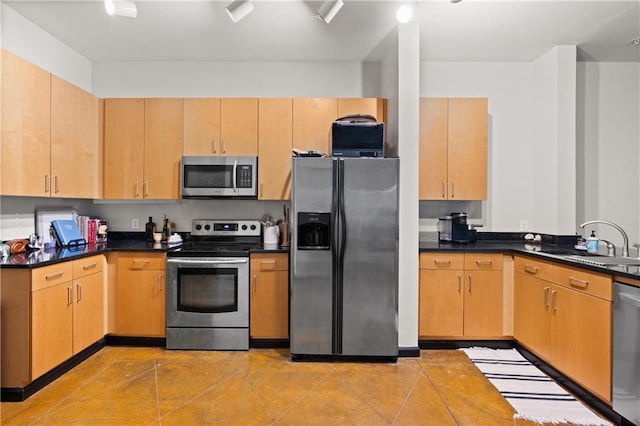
117,253,166,270
464,253,503,271
553,265,612,301
514,256,554,282
419,253,464,270
72,255,104,278
251,253,288,271
31,262,73,292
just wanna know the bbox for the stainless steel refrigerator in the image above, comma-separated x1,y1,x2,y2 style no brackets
290,157,399,360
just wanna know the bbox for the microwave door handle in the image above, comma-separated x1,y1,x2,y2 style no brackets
232,160,238,193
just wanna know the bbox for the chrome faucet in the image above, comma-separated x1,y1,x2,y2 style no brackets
579,220,629,257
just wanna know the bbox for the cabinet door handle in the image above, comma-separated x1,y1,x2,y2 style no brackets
67,286,73,306
551,290,557,311
434,259,451,265
568,276,589,289
260,260,277,264
441,182,445,198
76,283,82,302
260,183,264,198
543,286,550,307
475,260,493,266
144,181,149,197
222,140,227,154
457,274,461,292
468,274,472,292
524,265,540,274
158,273,163,291
212,138,217,154
82,262,97,270
135,181,140,198
45,175,50,193
54,176,60,193
45,271,65,280
133,259,151,263
451,182,455,198
253,274,257,294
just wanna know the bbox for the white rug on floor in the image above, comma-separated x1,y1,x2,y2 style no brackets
461,347,612,425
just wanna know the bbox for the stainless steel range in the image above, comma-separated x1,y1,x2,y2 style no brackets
166,219,261,350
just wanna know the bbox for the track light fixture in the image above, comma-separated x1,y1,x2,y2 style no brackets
317,0,344,24
225,0,254,23
104,0,137,18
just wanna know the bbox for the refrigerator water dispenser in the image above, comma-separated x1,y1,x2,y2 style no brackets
297,212,330,250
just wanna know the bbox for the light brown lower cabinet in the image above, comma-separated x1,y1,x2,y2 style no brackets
419,252,504,339
249,253,289,339
113,252,166,337
0,255,105,388
514,256,612,403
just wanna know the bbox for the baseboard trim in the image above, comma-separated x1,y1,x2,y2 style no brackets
250,338,290,348
105,335,166,347
419,339,515,350
1,339,105,402
398,346,420,357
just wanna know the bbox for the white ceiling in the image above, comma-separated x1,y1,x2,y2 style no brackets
3,0,640,63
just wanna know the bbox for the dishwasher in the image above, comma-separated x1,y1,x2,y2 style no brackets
613,281,640,425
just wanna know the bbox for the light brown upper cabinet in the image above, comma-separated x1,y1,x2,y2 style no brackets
337,98,386,123
183,98,221,155
183,98,257,156
51,76,99,199
292,98,337,155
220,98,258,156
258,98,293,200
104,98,183,199
1,50,51,197
419,98,488,200
104,98,145,199
144,98,183,199
1,50,99,199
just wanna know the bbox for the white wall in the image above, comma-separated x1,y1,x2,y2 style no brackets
93,61,370,98
577,62,640,248
532,46,577,235
1,4,92,91
396,23,420,352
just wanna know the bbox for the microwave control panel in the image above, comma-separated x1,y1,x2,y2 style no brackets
237,165,253,188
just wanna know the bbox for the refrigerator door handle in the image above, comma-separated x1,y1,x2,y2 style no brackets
331,159,341,354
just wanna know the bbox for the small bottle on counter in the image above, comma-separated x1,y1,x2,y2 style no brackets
145,216,156,243
161,215,169,243
586,230,599,254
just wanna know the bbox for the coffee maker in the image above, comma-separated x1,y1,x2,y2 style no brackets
451,212,471,243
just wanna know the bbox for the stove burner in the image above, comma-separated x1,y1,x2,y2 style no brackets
168,219,263,257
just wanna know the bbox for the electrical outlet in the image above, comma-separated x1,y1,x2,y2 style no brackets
132,218,140,229
519,220,528,231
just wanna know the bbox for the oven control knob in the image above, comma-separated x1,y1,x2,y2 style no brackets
195,224,202,231
241,224,247,230
250,224,256,231
204,224,211,231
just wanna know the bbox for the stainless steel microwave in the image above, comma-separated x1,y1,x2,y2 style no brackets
181,156,258,198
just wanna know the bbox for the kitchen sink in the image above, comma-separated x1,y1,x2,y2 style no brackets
563,255,640,267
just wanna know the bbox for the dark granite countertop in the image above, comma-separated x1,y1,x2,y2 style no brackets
420,232,640,281
0,232,289,269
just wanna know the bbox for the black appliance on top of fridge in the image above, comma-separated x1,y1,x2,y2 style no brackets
290,157,399,361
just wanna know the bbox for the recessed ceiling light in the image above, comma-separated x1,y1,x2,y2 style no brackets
396,5,412,23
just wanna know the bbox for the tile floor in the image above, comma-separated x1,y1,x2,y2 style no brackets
0,347,599,425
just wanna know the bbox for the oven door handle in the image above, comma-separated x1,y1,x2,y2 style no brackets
167,258,248,265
